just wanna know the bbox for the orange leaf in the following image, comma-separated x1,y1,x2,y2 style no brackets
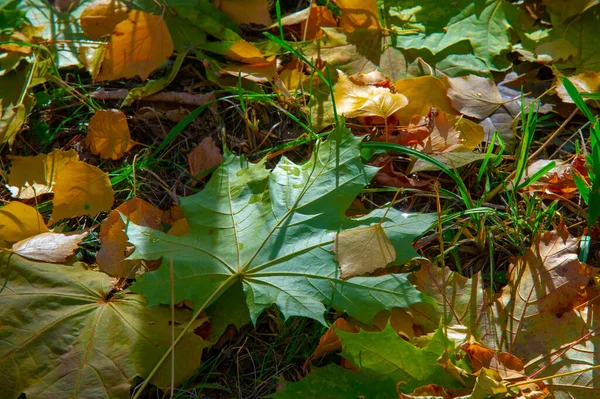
51,161,114,221
95,10,174,81
96,197,163,277
0,202,48,243
188,137,222,184
225,40,265,64
80,0,129,40
85,109,138,160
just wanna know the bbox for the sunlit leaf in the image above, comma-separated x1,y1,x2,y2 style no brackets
80,0,129,40
85,109,138,160
0,202,48,243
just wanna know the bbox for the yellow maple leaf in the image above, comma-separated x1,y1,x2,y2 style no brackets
95,10,174,81
85,109,138,160
51,161,114,221
0,202,49,243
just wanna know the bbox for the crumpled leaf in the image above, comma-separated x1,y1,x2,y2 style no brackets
188,137,222,183
333,224,397,278
95,10,174,81
80,0,128,40
85,109,138,160
0,253,209,399
11,231,88,263
6,149,79,199
126,125,436,326
96,197,163,278
334,70,408,119
0,202,48,243
51,161,114,221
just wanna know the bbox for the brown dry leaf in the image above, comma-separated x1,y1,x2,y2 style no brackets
6,149,79,199
224,40,265,64
80,0,129,40
446,75,506,119
555,71,600,104
520,156,587,199
12,231,88,263
333,224,396,278
188,137,222,184
216,0,271,26
494,225,598,359
394,76,456,125
0,202,48,243
370,155,433,189
336,0,381,32
409,261,496,349
95,10,174,81
51,161,114,221
461,342,524,381
85,109,138,160
334,70,408,119
96,197,163,277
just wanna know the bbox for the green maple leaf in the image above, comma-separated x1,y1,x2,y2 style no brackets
127,126,435,325
0,253,208,399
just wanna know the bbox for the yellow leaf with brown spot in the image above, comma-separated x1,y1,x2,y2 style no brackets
0,202,48,243
7,149,79,199
85,109,138,160
95,10,174,81
97,197,163,277
334,70,408,120
12,231,88,263
51,161,114,221
216,0,271,26
80,0,129,40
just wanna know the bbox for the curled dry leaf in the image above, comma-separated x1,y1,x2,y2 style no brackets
446,75,506,119
0,202,48,243
85,109,138,160
96,197,163,278
555,71,600,103
334,70,408,119
6,149,79,199
216,0,271,26
333,224,397,278
95,10,174,81
188,137,223,184
12,231,88,263
80,0,129,40
51,161,114,221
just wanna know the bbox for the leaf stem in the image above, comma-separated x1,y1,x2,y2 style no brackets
131,274,239,399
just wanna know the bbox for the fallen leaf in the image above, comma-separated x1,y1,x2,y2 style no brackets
188,137,222,183
12,231,88,263
302,5,338,40
96,197,163,278
519,156,587,199
372,307,416,340
336,0,381,32
0,202,48,243
394,76,456,125
446,75,506,119
223,40,266,64
95,10,174,81
305,318,359,367
334,70,408,119
555,71,600,104
333,224,397,278
371,156,433,189
80,0,129,40
216,0,271,26
85,109,138,160
461,342,524,381
51,161,114,221
7,149,79,199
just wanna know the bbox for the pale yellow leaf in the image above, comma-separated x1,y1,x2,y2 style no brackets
80,0,129,40
0,202,48,243
7,149,79,199
334,70,408,119
333,224,396,278
51,161,115,221
95,10,174,81
85,109,138,160
12,231,88,263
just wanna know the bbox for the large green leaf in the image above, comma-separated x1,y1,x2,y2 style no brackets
0,253,208,399
337,324,464,393
127,126,436,326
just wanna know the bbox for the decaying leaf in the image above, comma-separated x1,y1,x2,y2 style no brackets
0,202,48,243
188,137,222,183
51,161,114,221
96,197,163,278
334,70,408,119
0,253,209,399
95,10,174,81
6,149,79,199
85,109,138,160
333,224,397,278
12,231,88,263
80,0,128,40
